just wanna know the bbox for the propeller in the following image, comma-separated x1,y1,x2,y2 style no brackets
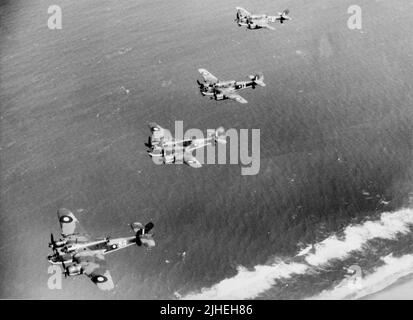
235,11,240,22
144,136,152,148
197,80,206,95
197,80,206,90
49,233,55,247
210,127,227,145
61,261,68,278
49,233,59,254
144,222,154,234
136,222,154,246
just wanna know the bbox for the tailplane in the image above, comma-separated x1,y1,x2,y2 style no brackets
279,9,291,23
250,73,266,87
210,127,227,145
131,222,155,247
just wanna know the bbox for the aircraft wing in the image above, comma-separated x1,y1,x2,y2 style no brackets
148,122,166,137
148,122,171,144
76,251,115,291
57,208,80,237
236,7,251,18
185,139,213,153
198,69,218,84
148,122,164,133
183,151,202,168
223,91,248,104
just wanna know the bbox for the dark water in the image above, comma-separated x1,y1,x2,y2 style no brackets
1,0,412,299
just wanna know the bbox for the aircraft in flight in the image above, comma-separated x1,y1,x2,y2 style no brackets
235,7,291,30
145,122,193,151
146,123,227,168
197,68,265,104
47,208,155,290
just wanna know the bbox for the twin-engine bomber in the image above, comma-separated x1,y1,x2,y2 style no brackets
146,122,227,168
197,68,265,104
47,208,155,290
235,7,291,30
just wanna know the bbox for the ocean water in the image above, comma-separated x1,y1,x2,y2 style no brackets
1,0,412,299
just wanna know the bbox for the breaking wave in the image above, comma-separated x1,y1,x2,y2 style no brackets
183,262,308,300
308,253,413,300
183,208,413,300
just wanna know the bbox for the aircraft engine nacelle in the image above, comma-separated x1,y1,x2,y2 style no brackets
49,234,67,249
248,23,256,29
49,239,67,248
63,245,75,253
67,264,82,276
214,93,225,100
163,154,175,164
54,240,67,247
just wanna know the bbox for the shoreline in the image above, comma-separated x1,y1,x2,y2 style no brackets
363,272,413,300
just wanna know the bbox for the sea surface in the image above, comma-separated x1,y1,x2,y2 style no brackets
1,0,412,299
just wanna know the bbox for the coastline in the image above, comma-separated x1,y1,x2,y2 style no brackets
363,272,413,300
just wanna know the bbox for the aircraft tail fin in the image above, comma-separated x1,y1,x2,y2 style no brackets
209,127,227,145
279,9,291,22
132,222,155,247
251,73,266,87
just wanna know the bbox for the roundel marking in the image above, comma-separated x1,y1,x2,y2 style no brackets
112,244,117,249
60,215,73,223
94,275,108,283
